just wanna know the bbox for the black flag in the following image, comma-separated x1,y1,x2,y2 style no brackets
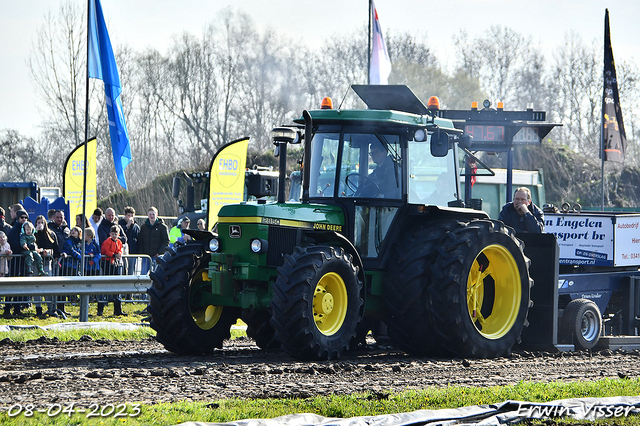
602,8,627,163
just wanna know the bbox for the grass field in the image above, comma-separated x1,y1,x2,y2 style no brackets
1,302,639,425
0,379,638,425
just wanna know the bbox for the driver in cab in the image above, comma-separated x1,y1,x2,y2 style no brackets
367,141,401,198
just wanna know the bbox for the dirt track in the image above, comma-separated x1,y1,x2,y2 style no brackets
1,335,639,411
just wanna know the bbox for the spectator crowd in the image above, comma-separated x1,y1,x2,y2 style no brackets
0,204,193,319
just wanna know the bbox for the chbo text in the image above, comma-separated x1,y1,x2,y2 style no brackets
218,158,239,171
72,160,85,171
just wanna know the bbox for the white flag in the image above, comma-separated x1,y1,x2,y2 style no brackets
369,0,391,85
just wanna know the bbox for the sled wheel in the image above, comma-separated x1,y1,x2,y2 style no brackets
560,298,602,350
148,244,240,354
270,245,364,360
428,219,532,358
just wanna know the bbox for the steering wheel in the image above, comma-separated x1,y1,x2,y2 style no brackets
345,172,380,197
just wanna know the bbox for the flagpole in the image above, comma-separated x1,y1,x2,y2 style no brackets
367,0,371,85
78,0,91,321
601,8,606,211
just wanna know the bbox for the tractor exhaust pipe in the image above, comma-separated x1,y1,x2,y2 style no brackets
302,110,312,204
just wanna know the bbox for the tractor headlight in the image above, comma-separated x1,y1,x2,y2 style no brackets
250,238,268,253
209,238,220,252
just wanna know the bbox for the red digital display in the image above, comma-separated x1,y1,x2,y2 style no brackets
465,125,505,143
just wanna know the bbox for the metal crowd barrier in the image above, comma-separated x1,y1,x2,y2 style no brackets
0,253,153,322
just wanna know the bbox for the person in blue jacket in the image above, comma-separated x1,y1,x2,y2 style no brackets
83,227,101,276
498,187,544,234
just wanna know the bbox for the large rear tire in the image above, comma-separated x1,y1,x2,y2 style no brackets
270,246,364,360
559,298,602,350
241,308,279,350
428,219,532,358
148,244,240,355
384,220,460,356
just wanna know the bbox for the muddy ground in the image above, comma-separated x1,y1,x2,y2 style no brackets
0,335,639,411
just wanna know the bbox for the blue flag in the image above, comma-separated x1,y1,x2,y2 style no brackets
88,0,132,189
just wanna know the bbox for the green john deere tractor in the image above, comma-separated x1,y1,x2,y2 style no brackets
148,85,534,360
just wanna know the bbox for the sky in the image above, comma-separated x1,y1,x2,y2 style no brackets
1,0,639,138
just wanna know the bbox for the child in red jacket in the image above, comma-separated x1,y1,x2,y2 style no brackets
101,225,123,274
99,225,124,316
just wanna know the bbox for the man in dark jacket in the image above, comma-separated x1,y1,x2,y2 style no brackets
0,207,10,236
48,210,69,255
498,187,544,234
138,206,169,274
119,206,140,274
98,208,127,248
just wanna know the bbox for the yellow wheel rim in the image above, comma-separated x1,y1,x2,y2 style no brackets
191,304,223,330
190,268,223,330
466,244,521,339
313,272,348,336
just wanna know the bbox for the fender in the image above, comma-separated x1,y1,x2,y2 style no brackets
301,230,366,303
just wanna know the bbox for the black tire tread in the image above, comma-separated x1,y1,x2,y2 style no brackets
270,245,364,360
384,220,461,356
148,244,239,355
427,219,532,358
559,298,602,350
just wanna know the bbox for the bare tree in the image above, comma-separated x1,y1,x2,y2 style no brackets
546,32,601,157
238,30,306,151
28,1,87,149
454,26,537,108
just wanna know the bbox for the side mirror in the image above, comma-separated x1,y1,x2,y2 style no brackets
430,131,450,157
172,176,181,198
459,134,473,150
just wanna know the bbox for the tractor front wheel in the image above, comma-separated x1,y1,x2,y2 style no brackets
148,244,240,355
270,246,364,360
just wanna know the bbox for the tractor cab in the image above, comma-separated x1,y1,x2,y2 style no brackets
289,85,467,259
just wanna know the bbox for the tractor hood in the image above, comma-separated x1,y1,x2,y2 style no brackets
217,202,346,230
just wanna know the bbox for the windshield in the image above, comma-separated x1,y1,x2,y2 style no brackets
308,131,402,199
407,134,458,205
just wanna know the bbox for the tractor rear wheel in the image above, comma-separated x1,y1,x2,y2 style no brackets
427,219,532,358
242,308,279,350
270,245,364,360
384,220,460,356
559,298,602,350
148,244,240,355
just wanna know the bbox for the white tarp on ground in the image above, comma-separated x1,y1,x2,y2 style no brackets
176,396,640,426
0,322,148,332
0,322,246,332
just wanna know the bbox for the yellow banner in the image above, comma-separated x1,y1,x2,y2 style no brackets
208,138,249,229
63,138,98,221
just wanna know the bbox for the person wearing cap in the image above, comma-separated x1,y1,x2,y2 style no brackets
7,210,29,255
169,217,192,247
